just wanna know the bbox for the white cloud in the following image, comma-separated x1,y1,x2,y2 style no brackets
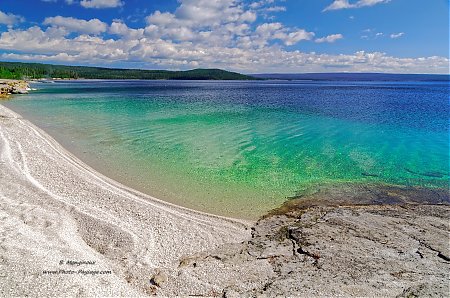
249,0,286,19
360,29,385,40
43,16,108,35
390,32,404,39
264,6,286,12
315,33,343,43
146,11,176,27
0,0,447,74
143,0,267,46
1,29,448,73
174,0,257,27
0,10,24,27
249,0,275,9
80,0,124,9
255,23,314,46
323,0,391,11
109,21,144,39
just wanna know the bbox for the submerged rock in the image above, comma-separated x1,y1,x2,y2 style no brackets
361,172,379,177
404,167,446,178
421,171,446,178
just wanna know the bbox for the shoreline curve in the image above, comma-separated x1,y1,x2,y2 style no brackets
0,103,251,296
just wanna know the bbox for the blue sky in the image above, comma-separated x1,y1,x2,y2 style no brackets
0,0,448,73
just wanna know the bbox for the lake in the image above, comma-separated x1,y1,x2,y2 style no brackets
4,80,449,218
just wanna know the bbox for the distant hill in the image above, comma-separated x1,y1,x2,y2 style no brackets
251,73,450,82
0,61,255,80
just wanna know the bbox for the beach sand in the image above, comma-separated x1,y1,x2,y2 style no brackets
0,104,251,296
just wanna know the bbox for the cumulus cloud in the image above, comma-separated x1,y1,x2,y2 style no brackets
80,0,124,9
1,30,447,73
143,0,272,46
249,0,286,19
249,0,275,9
265,6,286,12
390,32,404,39
0,0,447,74
315,33,343,43
43,16,108,35
323,0,391,11
0,10,24,27
109,20,144,39
255,23,314,46
173,0,256,27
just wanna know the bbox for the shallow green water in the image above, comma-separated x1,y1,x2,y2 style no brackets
4,80,449,218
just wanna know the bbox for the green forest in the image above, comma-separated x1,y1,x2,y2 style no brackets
0,61,254,80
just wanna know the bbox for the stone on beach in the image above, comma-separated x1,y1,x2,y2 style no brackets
0,80,30,97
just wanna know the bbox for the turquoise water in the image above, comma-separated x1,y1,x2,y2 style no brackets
4,80,449,218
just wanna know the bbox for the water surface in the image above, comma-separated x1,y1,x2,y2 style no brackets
4,80,449,218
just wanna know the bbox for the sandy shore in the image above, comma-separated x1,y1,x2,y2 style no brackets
0,104,251,296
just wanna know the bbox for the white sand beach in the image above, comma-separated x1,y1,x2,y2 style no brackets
0,104,251,296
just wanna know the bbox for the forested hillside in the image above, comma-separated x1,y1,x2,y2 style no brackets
0,61,254,80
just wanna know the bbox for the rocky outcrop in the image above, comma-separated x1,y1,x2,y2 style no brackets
152,184,450,297
0,80,30,97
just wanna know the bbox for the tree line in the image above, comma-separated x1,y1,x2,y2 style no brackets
0,61,254,80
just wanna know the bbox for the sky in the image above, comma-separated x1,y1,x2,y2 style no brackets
0,0,448,73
